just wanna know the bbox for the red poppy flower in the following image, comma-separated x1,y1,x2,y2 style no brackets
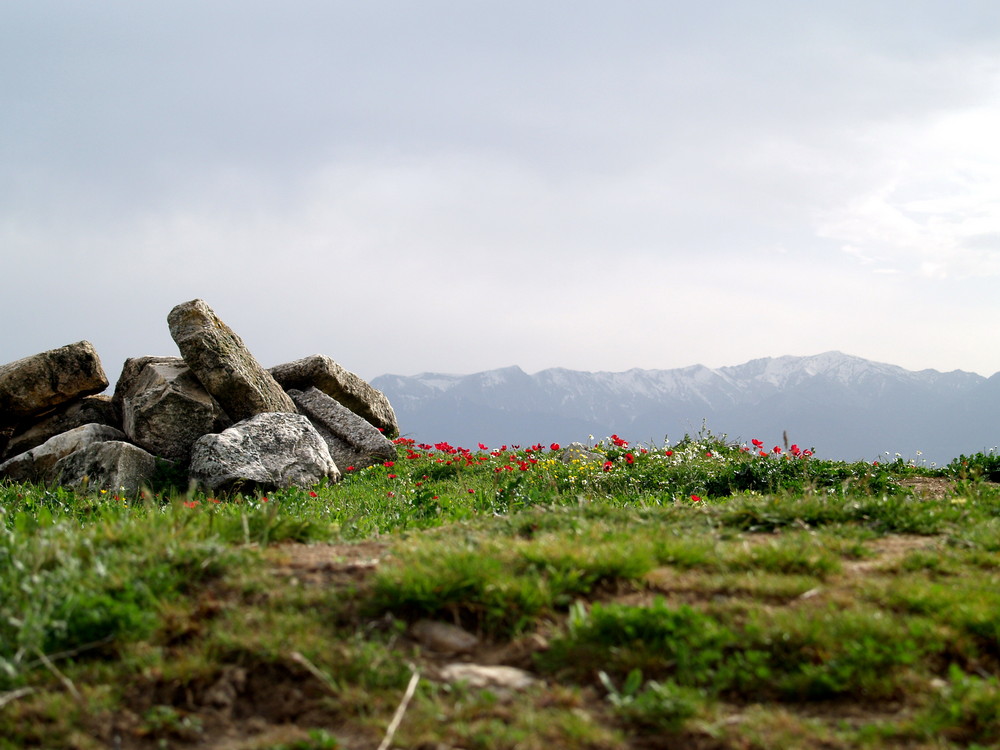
691,494,702,502
550,443,561,451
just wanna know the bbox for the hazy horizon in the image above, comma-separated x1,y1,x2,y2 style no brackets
4,3,1000,381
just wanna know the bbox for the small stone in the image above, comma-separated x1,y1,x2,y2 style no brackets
559,442,604,464
410,619,479,655
438,664,536,691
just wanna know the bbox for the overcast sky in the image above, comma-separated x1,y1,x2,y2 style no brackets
3,1,1000,386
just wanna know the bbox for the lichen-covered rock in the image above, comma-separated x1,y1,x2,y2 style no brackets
114,356,230,462
0,341,108,424
167,299,296,421
189,412,339,493
288,387,396,471
53,440,160,495
2,395,118,460
0,423,128,483
270,354,398,437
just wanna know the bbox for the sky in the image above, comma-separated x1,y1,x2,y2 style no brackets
3,1,1000,387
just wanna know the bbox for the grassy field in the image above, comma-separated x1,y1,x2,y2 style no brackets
2,430,1000,749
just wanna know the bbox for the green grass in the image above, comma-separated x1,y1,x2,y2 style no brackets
1,430,999,748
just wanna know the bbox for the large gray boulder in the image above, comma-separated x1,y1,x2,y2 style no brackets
289,387,396,471
114,356,230,462
53,440,160,495
0,341,108,424
0,423,127,484
2,394,118,461
270,354,398,437
167,299,296,421
189,412,339,493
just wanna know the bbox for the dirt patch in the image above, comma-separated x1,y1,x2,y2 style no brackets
839,533,938,576
897,476,956,499
263,540,388,586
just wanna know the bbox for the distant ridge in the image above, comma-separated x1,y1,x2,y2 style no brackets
371,352,1000,465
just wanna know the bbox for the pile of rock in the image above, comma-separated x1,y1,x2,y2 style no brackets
0,299,399,495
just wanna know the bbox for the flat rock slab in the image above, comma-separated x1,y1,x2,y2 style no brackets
189,412,340,493
270,355,398,437
3,395,118,461
0,341,108,424
289,387,396,470
0,423,127,483
167,299,296,421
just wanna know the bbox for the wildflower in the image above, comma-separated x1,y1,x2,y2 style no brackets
625,452,635,464
550,443,561,451
772,446,782,454
691,494,702,502
261,496,269,502
467,488,475,494
183,500,199,508
346,466,355,472
208,498,221,504
384,461,395,467
479,443,490,450
309,491,318,497
388,474,397,479
665,450,674,457
603,461,613,472
705,451,713,458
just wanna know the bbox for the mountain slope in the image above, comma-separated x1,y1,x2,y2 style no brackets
371,352,998,464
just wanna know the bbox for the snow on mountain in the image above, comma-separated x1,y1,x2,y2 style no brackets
371,352,998,464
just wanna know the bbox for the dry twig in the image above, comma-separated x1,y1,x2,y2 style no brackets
378,668,420,750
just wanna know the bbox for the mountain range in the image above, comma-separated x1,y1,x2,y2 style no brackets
371,351,1000,465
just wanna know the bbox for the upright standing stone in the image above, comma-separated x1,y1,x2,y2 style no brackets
167,299,296,421
270,354,399,437
0,341,108,424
